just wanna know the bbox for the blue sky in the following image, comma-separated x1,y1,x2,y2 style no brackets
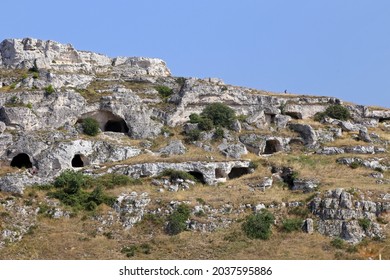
2,0,390,107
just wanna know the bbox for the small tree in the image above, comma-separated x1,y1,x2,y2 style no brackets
242,209,274,240
44,84,55,95
82,117,100,136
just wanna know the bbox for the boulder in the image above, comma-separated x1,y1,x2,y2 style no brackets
218,141,248,159
358,127,372,142
288,123,317,146
159,140,186,156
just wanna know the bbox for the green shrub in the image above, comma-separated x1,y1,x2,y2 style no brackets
160,169,195,182
198,117,214,131
82,117,100,136
200,103,236,128
155,85,173,100
166,204,191,235
358,218,371,231
49,170,116,211
242,209,274,240
350,161,361,169
53,170,92,194
331,237,345,249
315,105,350,122
325,105,350,120
121,245,137,258
189,113,202,123
44,84,55,94
32,72,39,79
95,174,138,189
186,129,201,142
213,127,224,140
281,218,303,232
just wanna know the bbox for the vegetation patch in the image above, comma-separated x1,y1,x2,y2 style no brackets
242,209,274,240
39,170,128,212
159,169,196,182
281,218,303,232
166,204,191,235
314,104,351,121
82,117,100,136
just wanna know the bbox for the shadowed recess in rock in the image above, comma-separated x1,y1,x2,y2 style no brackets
10,153,33,169
228,167,250,179
264,139,282,154
71,154,88,168
104,119,129,133
80,110,129,133
188,171,206,184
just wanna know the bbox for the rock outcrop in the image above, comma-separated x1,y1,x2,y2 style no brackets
310,189,386,243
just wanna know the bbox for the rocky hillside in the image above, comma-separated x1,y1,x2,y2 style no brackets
0,38,389,259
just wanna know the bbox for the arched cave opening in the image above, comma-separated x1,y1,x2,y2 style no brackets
265,113,276,125
228,167,250,179
264,139,282,154
10,153,33,169
79,110,129,134
104,119,129,133
188,171,206,184
71,154,88,168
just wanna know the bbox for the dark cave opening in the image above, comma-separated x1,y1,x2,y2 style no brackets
71,154,88,168
228,167,250,179
104,119,129,133
10,153,33,169
264,139,282,154
188,171,206,184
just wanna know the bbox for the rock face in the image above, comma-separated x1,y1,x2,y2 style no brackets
0,38,170,76
108,160,251,185
310,189,385,243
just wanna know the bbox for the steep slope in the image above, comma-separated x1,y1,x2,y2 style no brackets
0,38,389,259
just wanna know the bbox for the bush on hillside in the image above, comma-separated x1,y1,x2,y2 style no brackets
82,117,100,136
166,204,191,235
242,209,274,240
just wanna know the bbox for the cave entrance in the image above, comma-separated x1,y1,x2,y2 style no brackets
265,114,276,125
285,112,302,119
104,119,129,133
71,154,88,168
10,153,32,169
215,168,226,179
79,110,129,134
188,171,206,184
264,139,282,154
228,167,250,179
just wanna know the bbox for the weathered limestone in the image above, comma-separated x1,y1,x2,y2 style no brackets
108,160,251,185
310,189,385,243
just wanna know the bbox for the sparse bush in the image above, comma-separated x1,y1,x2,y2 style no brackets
350,161,361,169
358,218,371,231
82,117,100,136
166,204,191,235
200,103,236,128
44,84,55,94
281,218,303,232
198,117,214,131
160,169,195,182
121,245,137,258
248,161,259,170
49,170,115,211
53,170,92,194
288,206,310,218
331,237,345,249
186,129,201,142
213,127,224,140
189,113,202,123
32,72,39,79
242,209,274,240
155,85,173,100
